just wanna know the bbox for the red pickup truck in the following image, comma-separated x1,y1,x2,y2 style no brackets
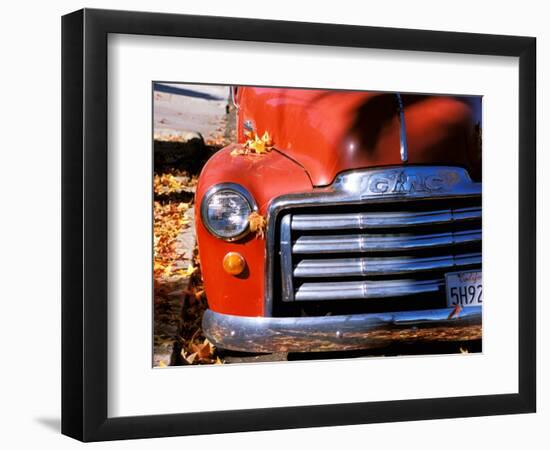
195,87,482,353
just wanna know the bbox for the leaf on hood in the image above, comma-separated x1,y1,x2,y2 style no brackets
231,130,274,157
260,131,273,147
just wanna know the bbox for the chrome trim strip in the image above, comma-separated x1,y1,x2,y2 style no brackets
396,93,408,163
294,252,482,278
279,215,294,302
203,306,482,353
295,278,444,301
293,229,481,254
264,166,482,316
291,207,481,231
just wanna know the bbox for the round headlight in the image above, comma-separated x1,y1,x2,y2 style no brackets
200,183,257,241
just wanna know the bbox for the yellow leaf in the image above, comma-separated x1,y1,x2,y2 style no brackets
185,352,197,364
240,130,274,155
248,212,267,239
261,131,273,147
249,138,266,154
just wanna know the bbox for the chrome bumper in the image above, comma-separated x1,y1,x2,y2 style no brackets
202,306,482,353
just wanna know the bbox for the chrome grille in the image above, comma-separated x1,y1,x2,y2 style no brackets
280,199,481,304
265,166,482,316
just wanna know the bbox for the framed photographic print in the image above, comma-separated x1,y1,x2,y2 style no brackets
62,8,536,442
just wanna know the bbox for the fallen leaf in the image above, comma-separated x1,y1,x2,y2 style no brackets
260,130,273,147
447,304,462,320
184,352,197,364
191,338,215,362
153,170,197,196
185,265,198,276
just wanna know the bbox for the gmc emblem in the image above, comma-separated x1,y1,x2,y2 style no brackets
363,170,458,196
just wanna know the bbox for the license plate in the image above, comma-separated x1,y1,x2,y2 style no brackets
445,270,482,308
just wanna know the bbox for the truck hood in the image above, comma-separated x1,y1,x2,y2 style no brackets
238,88,482,186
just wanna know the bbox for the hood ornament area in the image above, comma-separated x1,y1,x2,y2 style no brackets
395,93,408,163
331,166,477,198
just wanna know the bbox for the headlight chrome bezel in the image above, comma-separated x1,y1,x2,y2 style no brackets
200,183,258,241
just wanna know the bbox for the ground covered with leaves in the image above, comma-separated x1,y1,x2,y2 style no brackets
153,137,232,367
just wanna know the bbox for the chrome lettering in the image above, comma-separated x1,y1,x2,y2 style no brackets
425,176,445,191
392,172,408,193
364,170,455,196
369,177,390,193
407,175,427,193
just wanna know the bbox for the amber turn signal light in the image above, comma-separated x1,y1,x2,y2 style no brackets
223,252,246,276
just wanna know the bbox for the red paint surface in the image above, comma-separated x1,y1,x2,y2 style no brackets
197,87,482,317
195,145,312,316
237,88,481,185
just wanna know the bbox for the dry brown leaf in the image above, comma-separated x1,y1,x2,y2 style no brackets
191,339,215,362
153,200,193,279
153,170,196,196
155,201,223,364
248,212,267,239
447,304,462,320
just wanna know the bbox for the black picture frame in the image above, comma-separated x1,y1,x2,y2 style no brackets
62,8,536,442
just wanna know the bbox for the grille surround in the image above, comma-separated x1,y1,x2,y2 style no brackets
264,166,482,317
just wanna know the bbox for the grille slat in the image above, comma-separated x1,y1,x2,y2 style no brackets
294,252,482,278
293,229,481,254
291,206,481,231
295,279,445,301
